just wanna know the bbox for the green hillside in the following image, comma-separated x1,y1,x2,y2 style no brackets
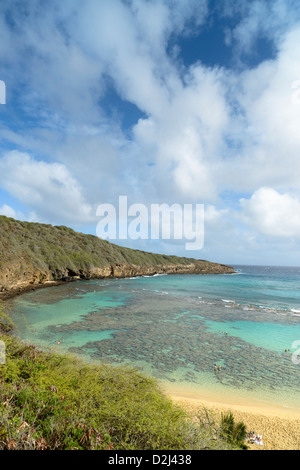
0,216,233,297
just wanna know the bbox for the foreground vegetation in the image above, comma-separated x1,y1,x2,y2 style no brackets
0,304,247,451
0,342,247,450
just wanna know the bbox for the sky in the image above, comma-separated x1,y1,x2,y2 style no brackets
0,0,300,266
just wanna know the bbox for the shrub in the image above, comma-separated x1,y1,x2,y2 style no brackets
220,411,248,449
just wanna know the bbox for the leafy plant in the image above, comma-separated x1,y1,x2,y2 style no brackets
220,411,248,449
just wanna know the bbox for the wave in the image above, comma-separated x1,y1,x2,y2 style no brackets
142,273,167,278
291,309,300,317
198,297,299,319
220,271,243,275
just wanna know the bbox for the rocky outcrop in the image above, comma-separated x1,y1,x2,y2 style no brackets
108,262,234,278
0,216,234,299
0,261,234,300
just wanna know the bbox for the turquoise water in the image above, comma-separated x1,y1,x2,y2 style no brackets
204,319,297,353
10,265,300,409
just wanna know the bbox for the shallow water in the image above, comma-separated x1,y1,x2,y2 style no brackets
10,265,300,409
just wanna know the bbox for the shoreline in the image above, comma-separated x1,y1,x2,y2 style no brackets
162,381,300,419
0,270,235,302
0,280,68,301
162,382,300,450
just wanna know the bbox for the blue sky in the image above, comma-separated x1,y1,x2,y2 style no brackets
1,0,300,266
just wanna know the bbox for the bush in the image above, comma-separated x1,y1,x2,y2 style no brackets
0,301,14,333
220,411,248,449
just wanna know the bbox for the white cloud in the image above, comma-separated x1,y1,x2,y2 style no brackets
132,63,230,201
3,0,299,204
217,26,300,194
0,1,105,125
0,151,94,226
0,204,18,218
223,0,300,56
240,187,300,238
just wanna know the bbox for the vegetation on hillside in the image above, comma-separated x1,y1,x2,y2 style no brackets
0,215,202,281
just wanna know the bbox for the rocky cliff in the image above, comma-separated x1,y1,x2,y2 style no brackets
0,216,234,298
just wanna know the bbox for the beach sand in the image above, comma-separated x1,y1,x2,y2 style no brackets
163,383,300,450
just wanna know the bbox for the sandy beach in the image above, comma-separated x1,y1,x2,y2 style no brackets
163,383,300,450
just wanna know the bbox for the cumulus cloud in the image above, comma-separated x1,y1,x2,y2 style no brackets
132,63,230,201
240,187,300,238
217,26,300,194
0,204,19,219
0,151,94,226
2,0,299,202
222,0,300,56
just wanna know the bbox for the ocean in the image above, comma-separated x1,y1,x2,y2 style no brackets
10,265,300,409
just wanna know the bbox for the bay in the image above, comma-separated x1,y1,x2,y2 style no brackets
10,265,300,409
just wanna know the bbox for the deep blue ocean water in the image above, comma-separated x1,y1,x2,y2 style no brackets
11,265,300,408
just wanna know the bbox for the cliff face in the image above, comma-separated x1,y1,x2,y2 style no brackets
0,216,234,298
